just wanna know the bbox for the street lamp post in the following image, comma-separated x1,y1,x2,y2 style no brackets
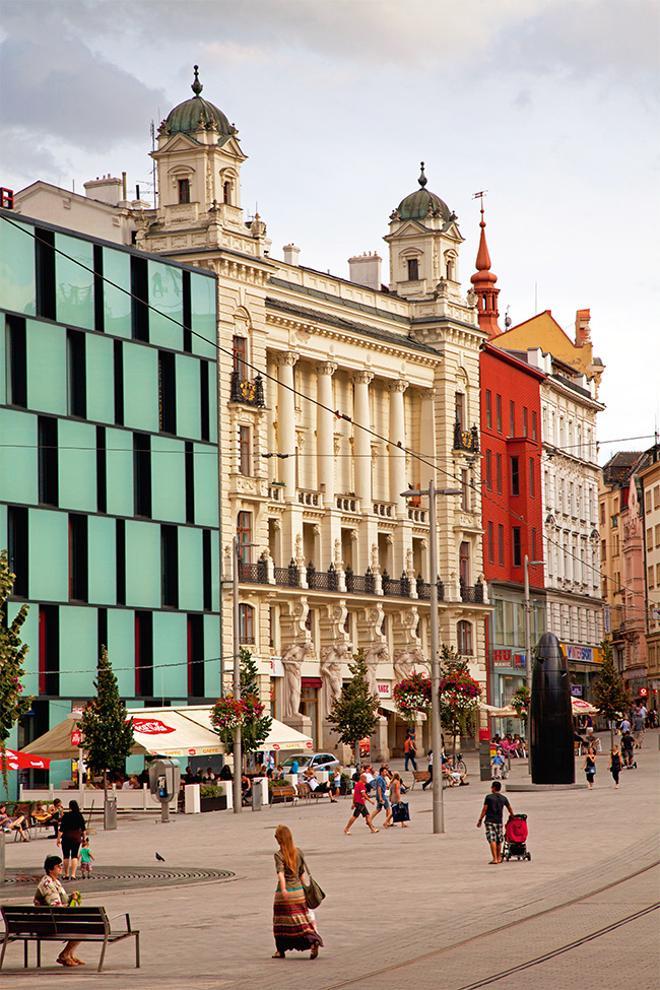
232,535,242,815
523,554,543,773
402,481,461,835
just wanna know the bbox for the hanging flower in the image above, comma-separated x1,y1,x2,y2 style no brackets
210,696,247,733
393,672,432,721
511,686,530,722
439,667,481,735
241,693,265,721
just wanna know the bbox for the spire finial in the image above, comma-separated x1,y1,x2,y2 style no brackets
191,65,203,97
418,161,427,188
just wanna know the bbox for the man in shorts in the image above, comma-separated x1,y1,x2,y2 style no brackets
344,773,378,834
476,781,514,864
371,767,392,828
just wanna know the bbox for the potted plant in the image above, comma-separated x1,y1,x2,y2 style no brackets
199,784,227,812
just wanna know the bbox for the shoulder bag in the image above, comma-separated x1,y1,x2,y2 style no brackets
301,857,326,909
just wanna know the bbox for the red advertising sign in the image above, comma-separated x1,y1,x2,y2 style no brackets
130,717,176,735
71,728,82,746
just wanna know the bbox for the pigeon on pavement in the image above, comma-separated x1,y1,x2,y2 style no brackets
155,852,166,862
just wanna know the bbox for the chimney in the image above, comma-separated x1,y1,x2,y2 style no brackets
575,308,591,346
348,251,382,291
283,243,301,266
83,174,122,206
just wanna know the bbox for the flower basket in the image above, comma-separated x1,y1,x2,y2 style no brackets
393,672,432,721
210,696,246,733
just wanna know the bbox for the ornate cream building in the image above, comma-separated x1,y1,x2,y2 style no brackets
13,68,492,756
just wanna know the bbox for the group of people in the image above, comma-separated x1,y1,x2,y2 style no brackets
344,766,408,833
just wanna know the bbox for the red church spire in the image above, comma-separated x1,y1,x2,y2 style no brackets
471,197,500,338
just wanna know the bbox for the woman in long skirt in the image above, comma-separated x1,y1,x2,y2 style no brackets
272,824,323,959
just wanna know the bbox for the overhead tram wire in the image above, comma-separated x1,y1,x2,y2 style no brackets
0,214,648,609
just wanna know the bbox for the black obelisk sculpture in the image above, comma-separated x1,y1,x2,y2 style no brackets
529,632,574,784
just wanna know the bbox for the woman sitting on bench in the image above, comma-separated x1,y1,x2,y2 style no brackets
0,803,29,841
34,855,85,967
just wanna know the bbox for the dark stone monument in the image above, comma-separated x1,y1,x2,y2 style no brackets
530,632,574,785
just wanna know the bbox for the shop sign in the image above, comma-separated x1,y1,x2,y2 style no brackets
493,649,512,667
270,657,284,678
562,644,604,664
377,681,391,698
571,684,583,697
639,687,648,697
513,653,526,669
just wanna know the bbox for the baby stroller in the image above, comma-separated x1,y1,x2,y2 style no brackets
503,814,531,861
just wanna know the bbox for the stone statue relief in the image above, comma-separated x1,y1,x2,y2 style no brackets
281,641,314,719
363,643,389,696
320,642,349,714
393,646,426,684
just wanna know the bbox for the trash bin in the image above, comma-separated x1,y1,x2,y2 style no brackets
103,796,118,831
252,778,263,811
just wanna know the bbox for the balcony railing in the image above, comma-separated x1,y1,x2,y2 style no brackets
268,484,284,502
460,579,484,604
416,576,445,601
336,494,359,513
298,489,321,508
453,420,480,453
345,566,376,595
230,370,265,407
238,559,268,583
382,571,411,597
274,560,300,587
408,505,428,524
306,562,339,591
373,501,396,519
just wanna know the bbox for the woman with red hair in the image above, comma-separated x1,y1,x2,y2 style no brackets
272,824,323,959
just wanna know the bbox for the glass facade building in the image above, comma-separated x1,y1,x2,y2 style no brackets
0,210,220,788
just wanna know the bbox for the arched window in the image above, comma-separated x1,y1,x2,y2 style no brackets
238,603,255,644
223,180,232,205
457,620,473,656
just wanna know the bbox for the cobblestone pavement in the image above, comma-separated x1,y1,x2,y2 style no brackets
2,731,658,989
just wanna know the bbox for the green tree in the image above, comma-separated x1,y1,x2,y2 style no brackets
212,649,272,764
78,647,134,812
592,640,630,750
0,550,32,791
327,650,379,767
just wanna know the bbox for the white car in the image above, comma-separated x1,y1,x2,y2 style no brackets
280,752,340,773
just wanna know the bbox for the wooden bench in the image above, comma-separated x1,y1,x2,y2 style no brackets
296,782,331,801
411,770,431,788
270,785,297,804
0,906,140,973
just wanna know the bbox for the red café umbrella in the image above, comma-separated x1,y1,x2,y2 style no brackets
0,748,51,771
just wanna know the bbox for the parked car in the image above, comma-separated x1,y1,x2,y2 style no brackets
280,752,340,773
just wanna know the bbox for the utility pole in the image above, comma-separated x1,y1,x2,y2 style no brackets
524,554,543,772
403,482,461,835
232,535,242,814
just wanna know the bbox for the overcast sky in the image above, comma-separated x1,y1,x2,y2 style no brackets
1,0,658,458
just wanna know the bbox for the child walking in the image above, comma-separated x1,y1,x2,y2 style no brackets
80,838,95,877
609,746,622,789
491,749,506,780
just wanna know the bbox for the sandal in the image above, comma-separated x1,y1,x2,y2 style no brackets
310,945,319,959
272,951,285,959
56,956,76,967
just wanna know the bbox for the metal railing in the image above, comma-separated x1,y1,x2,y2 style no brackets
230,370,266,407
453,420,480,452
382,571,411,597
416,576,445,601
238,560,268,583
306,562,339,591
345,566,376,594
460,579,484,604
274,561,300,587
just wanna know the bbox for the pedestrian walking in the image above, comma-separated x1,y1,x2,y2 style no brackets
632,705,645,748
57,800,87,880
476,781,514,864
344,773,378,834
583,748,596,789
422,750,434,789
272,825,323,959
371,766,392,828
403,732,418,772
491,748,506,780
621,730,636,768
389,772,409,828
609,746,622,788
79,837,95,877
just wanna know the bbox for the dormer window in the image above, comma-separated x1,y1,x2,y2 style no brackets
178,178,190,204
407,258,419,281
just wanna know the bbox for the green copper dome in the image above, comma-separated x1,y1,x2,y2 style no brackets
162,66,236,139
395,163,452,222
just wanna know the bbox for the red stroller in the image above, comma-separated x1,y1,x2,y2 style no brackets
503,813,531,861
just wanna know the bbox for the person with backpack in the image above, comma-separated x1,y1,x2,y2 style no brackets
403,731,417,772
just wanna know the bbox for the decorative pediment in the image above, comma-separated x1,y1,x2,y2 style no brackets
153,132,201,156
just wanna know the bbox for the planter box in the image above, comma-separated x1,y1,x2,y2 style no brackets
200,796,227,813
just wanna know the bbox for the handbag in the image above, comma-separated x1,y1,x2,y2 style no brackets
392,801,410,823
301,858,326,909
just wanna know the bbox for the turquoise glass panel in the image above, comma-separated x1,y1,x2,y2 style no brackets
7,602,38,695
106,428,133,517
148,260,183,350
58,420,96,512
210,529,220,611
175,354,201,440
102,247,132,338
55,233,94,330
0,409,38,504
190,272,216,357
0,318,5,405
193,442,219,527
59,606,96,697
88,515,116,605
86,333,115,423
125,520,160,607
123,344,158,432
0,217,36,315
107,608,135,697
204,614,222,698
28,508,68,601
207,365,217,443
153,611,187,698
26,319,67,414
178,527,203,611
151,437,185,523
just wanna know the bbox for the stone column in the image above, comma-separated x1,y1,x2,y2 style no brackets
389,379,408,514
353,371,373,507
278,351,299,499
317,362,337,504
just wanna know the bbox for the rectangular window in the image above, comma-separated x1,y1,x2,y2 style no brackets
68,514,88,602
509,400,515,437
182,270,192,353
512,526,522,567
600,502,605,525
113,340,124,425
531,410,538,441
531,527,538,560
497,524,504,566
178,178,191,204
495,394,502,433
239,603,255,644
97,607,108,657
200,361,210,440
7,506,28,597
485,390,492,429
38,416,58,506
161,524,179,608
232,336,248,379
202,529,212,611
158,351,176,433
130,255,149,341
455,392,465,432
237,511,253,563
488,521,494,564
496,453,503,494
66,329,86,418
116,519,126,605
407,258,419,281
485,450,492,490
39,604,59,696
461,468,469,510
239,425,252,476
135,610,153,697
96,425,107,513
510,456,520,496
522,407,528,436
133,433,152,517
93,244,104,332
529,457,536,497
185,441,195,524
187,614,205,697
35,227,56,320
6,315,27,407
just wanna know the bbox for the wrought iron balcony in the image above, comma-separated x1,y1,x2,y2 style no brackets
453,420,480,453
382,571,411,598
230,370,265,407
460,578,485,604
416,576,445,601
238,559,269,583
274,560,300,587
306,562,339,592
345,566,376,595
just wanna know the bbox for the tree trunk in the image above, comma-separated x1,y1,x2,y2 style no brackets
355,739,361,772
